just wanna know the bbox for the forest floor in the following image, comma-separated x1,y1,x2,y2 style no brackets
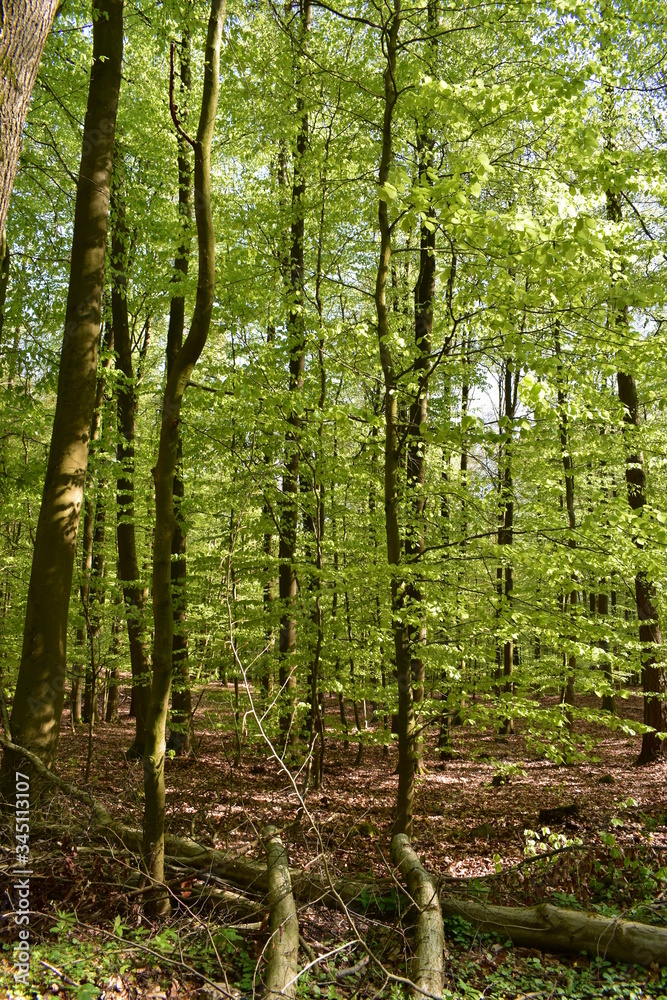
2,684,667,999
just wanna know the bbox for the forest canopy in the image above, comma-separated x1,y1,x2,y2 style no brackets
2,0,667,996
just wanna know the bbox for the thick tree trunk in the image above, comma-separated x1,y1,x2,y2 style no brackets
391,834,445,998
142,0,224,915
166,33,194,757
262,825,299,1000
112,188,150,758
0,0,123,788
0,0,59,237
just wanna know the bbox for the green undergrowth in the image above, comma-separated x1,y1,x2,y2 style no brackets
4,909,667,1000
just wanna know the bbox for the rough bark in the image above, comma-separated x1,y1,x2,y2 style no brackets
142,0,224,915
262,825,299,1000
0,0,59,237
391,834,445,998
111,185,150,757
0,0,123,788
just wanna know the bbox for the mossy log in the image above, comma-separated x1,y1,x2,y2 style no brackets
391,834,444,998
440,897,667,967
262,825,299,1000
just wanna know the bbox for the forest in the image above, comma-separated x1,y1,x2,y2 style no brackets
2,0,667,996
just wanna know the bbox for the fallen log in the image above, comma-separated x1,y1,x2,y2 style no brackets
4,737,667,969
262,825,299,1000
440,896,667,967
391,834,444,998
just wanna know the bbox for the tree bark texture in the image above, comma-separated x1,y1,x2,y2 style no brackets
391,834,445,998
142,0,224,914
262,825,299,1000
1,0,123,786
0,0,59,236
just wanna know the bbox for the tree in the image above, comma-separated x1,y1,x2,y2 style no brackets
142,0,224,913
0,0,123,788
0,0,59,238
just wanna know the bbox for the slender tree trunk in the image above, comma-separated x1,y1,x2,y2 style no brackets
142,0,224,915
278,0,312,745
84,455,109,724
372,0,412,837
497,360,516,736
598,588,615,712
261,326,276,698
607,188,665,764
405,106,436,774
1,0,123,788
112,187,150,758
0,0,60,237
74,321,113,724
0,232,9,344
105,589,122,723
556,341,577,729
166,32,194,757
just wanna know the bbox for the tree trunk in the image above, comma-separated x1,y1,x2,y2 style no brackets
278,0,312,745
74,321,113,725
0,232,10,344
556,342,577,730
0,0,59,237
166,32,194,757
373,0,412,837
142,0,224,915
0,0,123,788
391,834,445,998
261,326,276,698
405,108,436,775
84,456,109,724
111,186,150,758
607,189,665,764
262,825,299,1000
497,360,516,736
